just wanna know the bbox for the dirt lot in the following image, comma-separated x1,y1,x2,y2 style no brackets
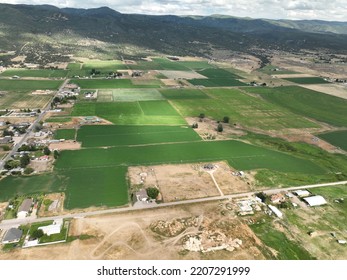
29,157,54,173
0,201,266,260
300,84,347,100
185,117,246,140
0,202,8,221
160,79,181,86
49,140,81,151
128,164,220,202
37,193,65,217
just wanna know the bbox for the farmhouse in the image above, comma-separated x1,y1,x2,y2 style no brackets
17,198,33,219
270,193,285,204
2,228,23,244
303,195,327,207
38,219,63,236
293,190,311,197
132,189,149,207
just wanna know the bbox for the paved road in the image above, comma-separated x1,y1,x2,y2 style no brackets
1,180,346,230
0,79,69,170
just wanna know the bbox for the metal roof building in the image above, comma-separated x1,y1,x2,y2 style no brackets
303,195,327,207
2,228,23,244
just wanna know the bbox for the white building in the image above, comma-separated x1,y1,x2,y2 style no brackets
38,219,63,236
268,205,283,218
303,195,327,207
293,190,311,197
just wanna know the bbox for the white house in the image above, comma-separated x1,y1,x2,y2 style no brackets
38,219,63,236
293,190,311,197
17,198,33,219
268,205,283,218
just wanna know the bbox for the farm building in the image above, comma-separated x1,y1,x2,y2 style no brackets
132,189,150,207
17,198,33,219
268,205,283,218
270,193,285,204
303,195,327,207
38,219,63,236
2,228,23,244
293,190,311,197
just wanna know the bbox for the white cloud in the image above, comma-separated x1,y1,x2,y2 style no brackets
0,0,346,21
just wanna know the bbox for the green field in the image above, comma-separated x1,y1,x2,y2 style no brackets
283,77,330,84
0,167,128,209
177,60,215,70
0,79,63,91
0,91,52,109
54,129,76,140
172,88,318,130
77,125,201,147
55,140,323,174
45,117,72,123
70,79,161,89
318,130,347,151
82,59,128,71
97,89,164,102
197,68,241,79
188,78,246,87
72,100,186,125
245,86,347,127
0,69,68,78
159,88,210,99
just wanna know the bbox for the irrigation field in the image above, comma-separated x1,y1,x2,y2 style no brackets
172,88,318,130
283,77,330,84
70,79,161,89
245,86,347,127
77,125,201,147
72,100,186,125
97,89,164,102
0,69,68,78
188,78,246,87
159,88,210,99
0,91,52,110
54,129,76,140
318,130,347,151
197,68,242,79
0,79,63,91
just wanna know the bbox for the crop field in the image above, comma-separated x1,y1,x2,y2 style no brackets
283,77,330,84
45,117,72,123
0,79,63,91
0,91,51,109
82,59,128,71
177,60,215,70
77,125,201,147
54,129,76,140
127,58,190,71
188,78,246,87
55,140,323,174
159,88,210,99
70,79,161,89
0,167,128,209
0,69,69,78
172,88,318,130
97,89,164,102
318,130,347,151
72,100,186,125
245,86,347,127
197,68,241,79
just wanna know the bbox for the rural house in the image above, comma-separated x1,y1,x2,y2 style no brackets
2,228,23,244
17,198,33,219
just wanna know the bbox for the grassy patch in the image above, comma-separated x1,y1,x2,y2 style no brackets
70,79,160,89
77,125,201,147
318,130,347,151
188,78,246,87
54,129,76,140
0,79,62,91
245,86,347,127
283,77,330,84
97,88,164,102
197,68,241,79
45,117,72,123
1,69,68,78
159,88,210,99
0,91,52,110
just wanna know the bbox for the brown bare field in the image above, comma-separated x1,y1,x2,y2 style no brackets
29,157,54,173
49,140,81,151
37,193,65,217
160,79,181,86
299,84,347,100
128,164,220,202
0,202,266,260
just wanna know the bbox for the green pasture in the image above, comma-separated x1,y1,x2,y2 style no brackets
127,57,190,71
159,88,209,99
0,91,52,109
177,60,215,70
197,68,241,79
55,140,323,174
318,130,347,151
188,78,246,87
82,59,127,71
77,125,201,147
54,129,76,140
97,89,164,102
70,79,161,89
72,101,186,125
172,88,318,130
0,79,63,91
0,69,68,78
283,77,330,84
245,86,347,127
45,117,72,123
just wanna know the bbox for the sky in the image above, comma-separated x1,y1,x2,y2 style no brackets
0,0,346,21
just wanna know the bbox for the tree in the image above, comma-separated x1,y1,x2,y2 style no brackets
223,116,230,123
192,122,198,129
2,129,14,137
4,160,20,170
43,146,51,156
37,109,41,113
24,167,34,175
146,187,159,200
20,154,30,168
217,123,223,132
53,150,60,159
199,113,205,119
31,229,44,239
